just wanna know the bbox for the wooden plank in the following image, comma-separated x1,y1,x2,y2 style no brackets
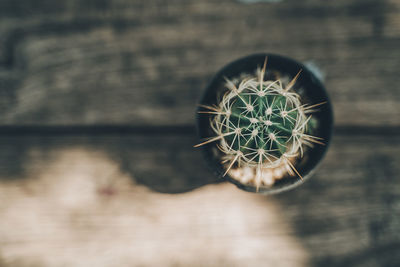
275,134,400,266
0,133,399,266
0,132,219,193
0,0,399,126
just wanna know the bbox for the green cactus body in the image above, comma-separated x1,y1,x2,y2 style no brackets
223,89,298,160
196,61,323,188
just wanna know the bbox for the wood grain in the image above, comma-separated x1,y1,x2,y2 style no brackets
0,0,399,126
0,0,399,266
276,134,400,267
0,132,218,193
0,133,399,266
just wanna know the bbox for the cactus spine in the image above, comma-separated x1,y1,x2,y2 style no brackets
196,58,324,189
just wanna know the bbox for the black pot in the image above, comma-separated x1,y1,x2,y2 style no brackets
196,53,333,194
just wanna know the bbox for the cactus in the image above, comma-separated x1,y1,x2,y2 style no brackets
195,58,325,189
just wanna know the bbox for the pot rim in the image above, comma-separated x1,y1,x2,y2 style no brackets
195,53,334,194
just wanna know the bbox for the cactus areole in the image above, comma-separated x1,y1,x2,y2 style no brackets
196,54,333,194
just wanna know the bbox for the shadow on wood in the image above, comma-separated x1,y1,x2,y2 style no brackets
0,132,220,193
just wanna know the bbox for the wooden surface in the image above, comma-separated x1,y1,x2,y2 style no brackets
0,0,399,266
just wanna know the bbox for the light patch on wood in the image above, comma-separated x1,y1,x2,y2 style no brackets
0,148,309,267
384,0,400,37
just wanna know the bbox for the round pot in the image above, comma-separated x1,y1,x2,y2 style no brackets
196,53,333,194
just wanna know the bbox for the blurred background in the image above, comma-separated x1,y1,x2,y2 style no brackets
0,0,399,266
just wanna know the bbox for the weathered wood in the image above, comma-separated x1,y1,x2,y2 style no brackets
276,134,400,266
0,134,399,266
0,0,399,266
0,132,218,193
0,0,399,126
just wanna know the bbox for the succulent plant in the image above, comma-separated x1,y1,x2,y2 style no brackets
195,58,325,189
